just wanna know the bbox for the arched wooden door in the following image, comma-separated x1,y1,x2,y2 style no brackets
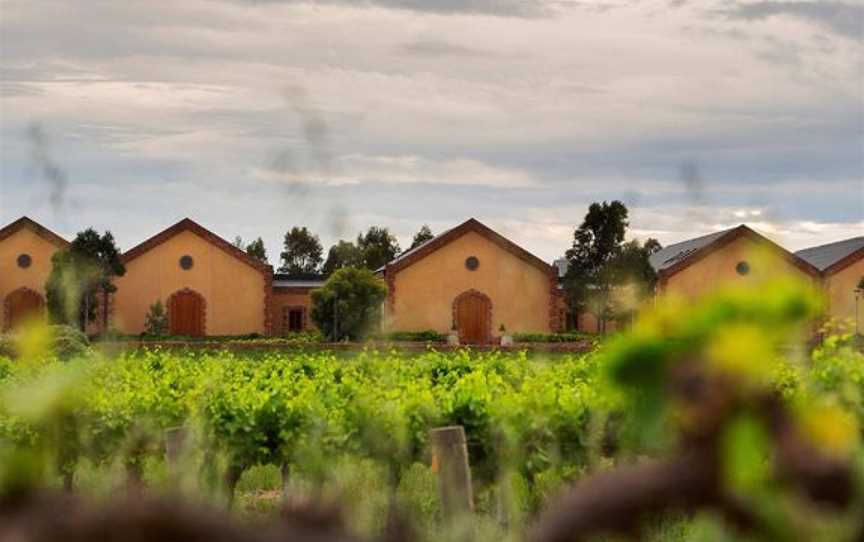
4,288,45,331
454,290,491,345
168,289,205,337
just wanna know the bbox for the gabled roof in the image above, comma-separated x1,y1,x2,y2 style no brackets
0,216,69,248
383,218,554,276
651,224,820,279
122,218,272,274
796,236,864,275
650,228,734,273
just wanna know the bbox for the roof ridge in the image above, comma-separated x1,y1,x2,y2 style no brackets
0,216,70,248
122,217,272,274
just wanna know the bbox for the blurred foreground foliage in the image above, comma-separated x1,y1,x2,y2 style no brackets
0,277,862,541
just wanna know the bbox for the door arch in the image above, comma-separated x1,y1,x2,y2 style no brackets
3,288,45,331
167,288,206,337
453,289,492,345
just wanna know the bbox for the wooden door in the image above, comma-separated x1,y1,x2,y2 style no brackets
5,289,44,330
169,291,204,337
456,293,490,344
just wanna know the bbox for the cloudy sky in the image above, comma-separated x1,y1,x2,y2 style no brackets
1,0,861,263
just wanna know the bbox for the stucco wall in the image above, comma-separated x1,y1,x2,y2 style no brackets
386,230,552,335
0,228,62,328
113,230,266,335
825,257,864,334
661,236,816,299
271,288,317,335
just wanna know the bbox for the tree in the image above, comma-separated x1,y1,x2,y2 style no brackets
605,239,661,326
564,201,659,333
310,267,388,341
357,226,401,271
234,236,268,264
322,240,364,276
46,229,125,332
409,224,434,250
144,300,168,336
279,227,323,275
244,237,268,264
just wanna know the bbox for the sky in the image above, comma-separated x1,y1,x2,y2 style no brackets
1,0,862,264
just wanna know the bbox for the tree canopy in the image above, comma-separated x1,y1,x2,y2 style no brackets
564,201,660,332
322,240,363,276
357,226,401,271
310,267,388,341
46,228,125,331
233,236,269,264
279,227,323,275
409,224,434,250
245,237,268,264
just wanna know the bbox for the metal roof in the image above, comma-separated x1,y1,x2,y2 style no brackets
795,236,864,272
273,273,326,289
648,228,735,272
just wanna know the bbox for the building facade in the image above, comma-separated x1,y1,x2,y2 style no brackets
797,237,864,334
650,225,821,297
1,216,860,341
381,219,561,343
0,217,69,331
112,219,273,337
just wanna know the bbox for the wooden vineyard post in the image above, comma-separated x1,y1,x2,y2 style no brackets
164,426,187,485
430,425,474,519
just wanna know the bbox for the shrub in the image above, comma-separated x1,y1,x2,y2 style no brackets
381,330,446,342
144,300,169,337
310,267,387,341
0,325,91,360
50,325,92,359
512,332,593,343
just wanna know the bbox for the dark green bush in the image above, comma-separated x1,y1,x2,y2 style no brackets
50,325,92,359
381,330,446,342
512,332,593,343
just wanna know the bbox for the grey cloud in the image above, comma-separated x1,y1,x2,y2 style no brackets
0,83,45,97
398,40,497,58
721,1,863,39
238,0,552,17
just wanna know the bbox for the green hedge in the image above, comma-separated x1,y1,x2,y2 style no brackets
512,332,594,343
378,330,446,342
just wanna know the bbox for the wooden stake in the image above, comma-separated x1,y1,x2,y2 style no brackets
429,425,474,518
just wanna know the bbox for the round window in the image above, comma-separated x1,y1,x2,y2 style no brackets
736,261,750,276
179,255,194,270
17,254,32,269
465,256,479,271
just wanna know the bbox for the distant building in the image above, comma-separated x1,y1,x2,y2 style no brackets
1,216,860,340
797,236,864,334
649,225,820,297
0,217,69,331
379,218,562,343
113,219,273,337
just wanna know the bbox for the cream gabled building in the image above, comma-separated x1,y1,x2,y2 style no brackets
0,217,69,331
649,225,821,297
380,219,562,343
113,219,274,337
797,237,864,334
2,215,860,341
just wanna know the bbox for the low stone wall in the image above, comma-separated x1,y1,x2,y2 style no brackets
93,339,596,354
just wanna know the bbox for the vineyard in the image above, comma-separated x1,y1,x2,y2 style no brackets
1,281,864,541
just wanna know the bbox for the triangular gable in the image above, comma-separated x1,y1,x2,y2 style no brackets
121,218,272,275
0,216,69,248
657,225,820,280
384,218,554,277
